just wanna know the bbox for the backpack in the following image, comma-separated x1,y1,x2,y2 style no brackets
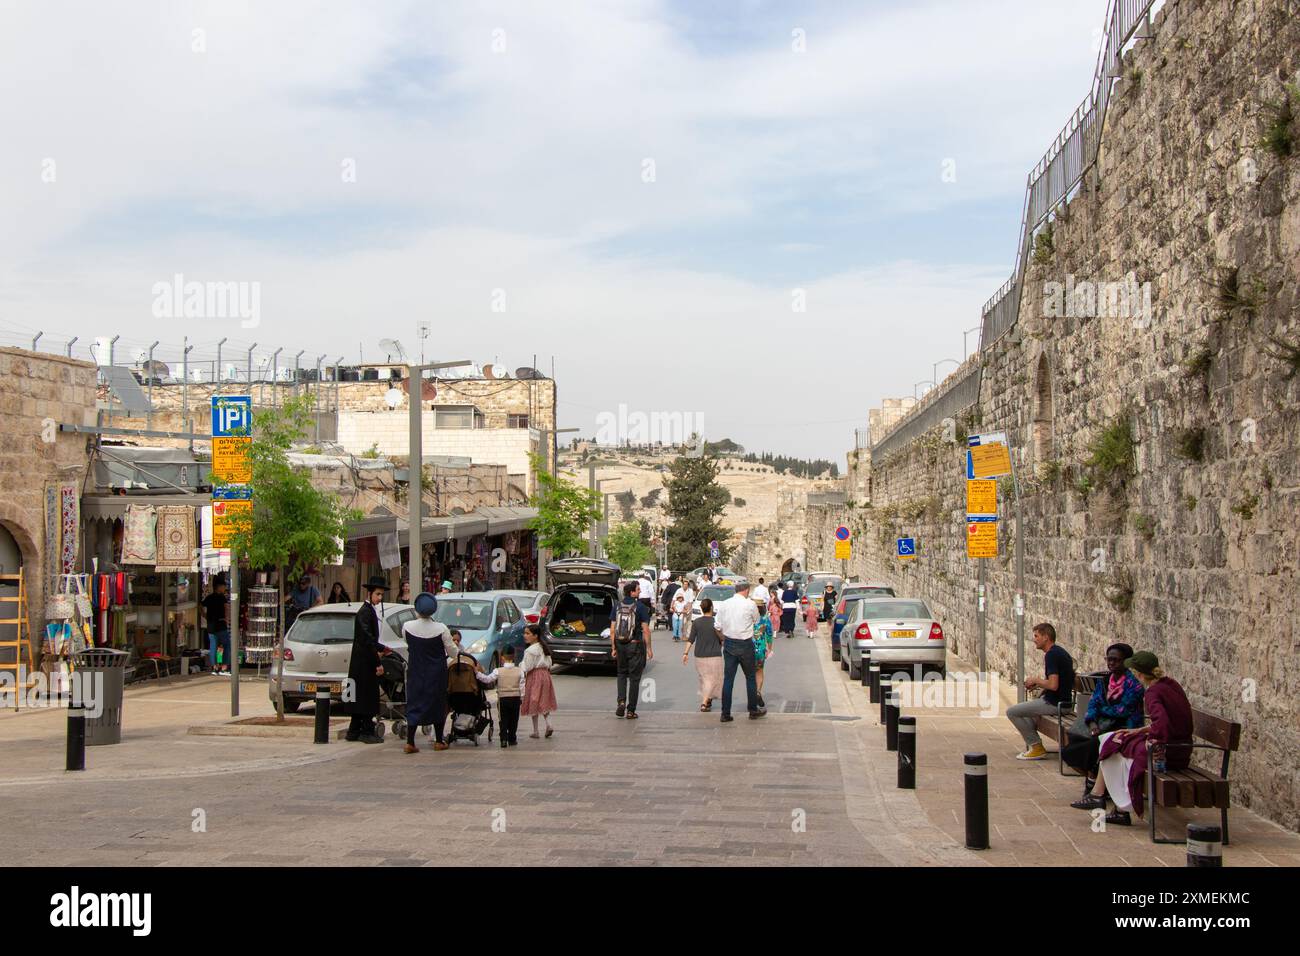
614,602,639,644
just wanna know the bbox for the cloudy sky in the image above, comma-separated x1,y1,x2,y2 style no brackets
0,0,1106,459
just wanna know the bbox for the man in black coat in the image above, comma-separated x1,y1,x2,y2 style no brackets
345,576,391,743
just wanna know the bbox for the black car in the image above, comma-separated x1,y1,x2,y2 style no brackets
543,558,621,668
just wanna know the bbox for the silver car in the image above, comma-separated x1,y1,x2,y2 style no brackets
498,590,550,625
840,596,946,681
269,601,415,713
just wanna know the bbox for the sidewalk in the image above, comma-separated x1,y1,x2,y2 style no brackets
819,642,1300,866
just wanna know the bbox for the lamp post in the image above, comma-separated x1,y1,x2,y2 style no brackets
595,478,623,560
913,379,935,400
215,337,227,396
964,325,982,360
407,359,472,595
933,358,961,385
533,426,579,588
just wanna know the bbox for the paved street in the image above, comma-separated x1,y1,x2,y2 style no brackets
3,619,1297,867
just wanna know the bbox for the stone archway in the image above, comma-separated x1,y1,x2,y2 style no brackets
1032,351,1054,465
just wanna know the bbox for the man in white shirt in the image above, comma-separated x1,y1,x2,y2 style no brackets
752,578,770,604
715,583,765,721
636,575,655,617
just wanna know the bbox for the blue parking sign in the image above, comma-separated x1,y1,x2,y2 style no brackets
897,537,916,558
212,395,252,437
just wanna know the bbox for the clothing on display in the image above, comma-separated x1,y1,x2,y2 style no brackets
123,504,157,564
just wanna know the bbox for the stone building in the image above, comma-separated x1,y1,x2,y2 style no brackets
0,348,97,666
806,0,1300,828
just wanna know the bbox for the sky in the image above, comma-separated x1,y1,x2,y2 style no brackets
0,0,1108,459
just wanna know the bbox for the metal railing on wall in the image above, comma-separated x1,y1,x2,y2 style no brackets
979,0,1162,351
871,362,982,466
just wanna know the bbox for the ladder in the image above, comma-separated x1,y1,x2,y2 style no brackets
0,571,33,710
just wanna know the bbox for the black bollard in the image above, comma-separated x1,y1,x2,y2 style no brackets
314,687,331,745
963,753,989,849
897,716,916,789
66,703,85,772
878,677,891,725
868,664,881,703
1186,824,1222,867
860,658,871,688
885,695,900,751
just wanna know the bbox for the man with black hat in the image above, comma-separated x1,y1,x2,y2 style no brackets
344,576,392,743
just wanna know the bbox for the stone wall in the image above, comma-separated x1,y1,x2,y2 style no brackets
0,348,97,662
808,0,1300,828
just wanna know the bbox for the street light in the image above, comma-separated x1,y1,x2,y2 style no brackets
933,358,961,385
964,325,982,360
534,426,580,589
913,379,935,400
595,478,623,560
407,359,472,594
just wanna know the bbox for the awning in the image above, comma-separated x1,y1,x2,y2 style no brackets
476,506,538,535
345,507,535,546
81,493,213,522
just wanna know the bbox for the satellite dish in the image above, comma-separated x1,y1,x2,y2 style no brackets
378,338,407,363
514,366,541,380
384,388,402,409
142,360,170,378
483,364,497,380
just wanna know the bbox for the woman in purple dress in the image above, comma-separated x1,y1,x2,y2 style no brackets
1085,651,1193,826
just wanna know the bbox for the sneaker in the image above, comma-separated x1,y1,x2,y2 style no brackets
720,714,734,723
615,702,626,718
1016,744,1049,760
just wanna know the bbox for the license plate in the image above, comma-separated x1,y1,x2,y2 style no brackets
300,682,341,693
890,630,917,639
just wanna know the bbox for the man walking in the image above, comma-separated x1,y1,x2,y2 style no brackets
1005,622,1075,760
716,582,765,721
344,576,392,743
610,581,653,719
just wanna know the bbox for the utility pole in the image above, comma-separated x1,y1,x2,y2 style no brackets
534,427,578,588
407,359,472,595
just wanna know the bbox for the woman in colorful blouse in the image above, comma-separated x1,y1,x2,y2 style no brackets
753,600,774,707
1065,642,1144,802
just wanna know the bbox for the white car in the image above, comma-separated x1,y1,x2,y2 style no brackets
269,601,415,713
690,584,737,622
840,596,946,681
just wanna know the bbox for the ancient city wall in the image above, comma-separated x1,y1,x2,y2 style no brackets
809,0,1300,828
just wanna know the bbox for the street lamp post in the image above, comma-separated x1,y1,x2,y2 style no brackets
533,426,579,589
964,325,982,360
913,379,935,400
933,358,961,386
407,359,472,595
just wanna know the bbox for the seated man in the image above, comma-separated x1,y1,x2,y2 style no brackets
1005,622,1075,760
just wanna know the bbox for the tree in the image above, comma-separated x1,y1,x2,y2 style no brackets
218,396,362,720
528,454,603,557
663,452,730,569
604,521,654,570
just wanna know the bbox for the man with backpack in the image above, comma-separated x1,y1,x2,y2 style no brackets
609,580,653,719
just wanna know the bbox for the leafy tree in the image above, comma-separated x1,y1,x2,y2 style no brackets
604,521,655,570
528,454,603,557
217,396,362,719
663,453,730,569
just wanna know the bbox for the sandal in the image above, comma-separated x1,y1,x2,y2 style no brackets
545,727,553,738
699,703,710,712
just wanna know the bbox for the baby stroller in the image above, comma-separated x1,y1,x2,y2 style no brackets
446,652,494,745
375,652,409,741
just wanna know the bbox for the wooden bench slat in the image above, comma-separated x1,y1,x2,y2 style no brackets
1192,708,1241,752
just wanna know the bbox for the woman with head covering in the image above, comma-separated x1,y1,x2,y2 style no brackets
779,581,799,638
1064,642,1144,803
400,592,457,753
1083,651,1194,826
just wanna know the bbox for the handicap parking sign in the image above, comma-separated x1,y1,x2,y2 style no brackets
897,537,916,560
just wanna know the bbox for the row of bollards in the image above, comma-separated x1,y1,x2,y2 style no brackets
860,661,1222,864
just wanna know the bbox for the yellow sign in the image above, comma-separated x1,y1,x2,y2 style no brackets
966,521,998,559
969,442,1012,479
212,498,253,548
966,479,997,516
834,541,852,561
212,436,252,483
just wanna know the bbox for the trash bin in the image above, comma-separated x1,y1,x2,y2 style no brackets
72,648,128,746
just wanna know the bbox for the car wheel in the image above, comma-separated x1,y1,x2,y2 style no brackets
840,654,849,672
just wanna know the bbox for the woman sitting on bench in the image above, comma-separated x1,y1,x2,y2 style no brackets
1078,651,1193,827
1066,642,1144,807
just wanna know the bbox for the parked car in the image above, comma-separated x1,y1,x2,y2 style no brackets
544,558,621,668
690,584,736,622
270,601,415,713
802,572,844,620
498,589,550,625
839,596,946,681
830,583,897,661
433,592,527,670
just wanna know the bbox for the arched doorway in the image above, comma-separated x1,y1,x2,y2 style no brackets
1033,352,1054,464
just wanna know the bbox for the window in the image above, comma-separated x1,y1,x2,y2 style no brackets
432,405,474,429
507,414,529,429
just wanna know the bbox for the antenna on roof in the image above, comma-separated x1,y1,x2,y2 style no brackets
378,338,407,364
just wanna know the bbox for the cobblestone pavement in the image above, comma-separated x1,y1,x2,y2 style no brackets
2,621,1295,866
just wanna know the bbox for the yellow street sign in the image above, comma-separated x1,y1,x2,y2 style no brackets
212,498,253,548
966,521,998,559
969,442,1012,479
966,479,997,517
212,436,252,483
834,541,852,561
